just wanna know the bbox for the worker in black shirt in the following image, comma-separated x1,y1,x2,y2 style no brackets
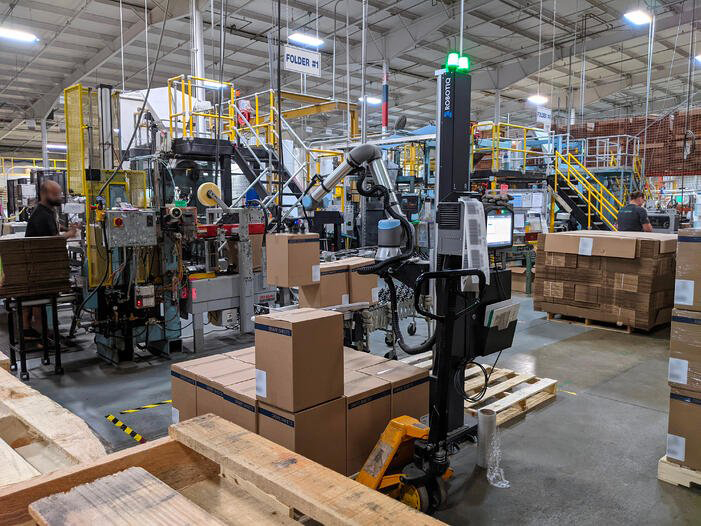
616,191,652,232
25,181,78,238
23,180,79,338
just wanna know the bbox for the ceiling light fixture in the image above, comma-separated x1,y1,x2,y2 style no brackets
527,94,548,105
288,32,324,48
358,96,382,105
0,27,39,42
623,10,652,25
46,144,67,151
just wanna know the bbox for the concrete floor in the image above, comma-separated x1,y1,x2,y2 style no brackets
3,294,700,524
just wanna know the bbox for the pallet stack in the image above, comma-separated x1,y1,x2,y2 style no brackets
661,228,701,486
0,236,70,297
533,231,677,331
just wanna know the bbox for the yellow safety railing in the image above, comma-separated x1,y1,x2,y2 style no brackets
553,151,624,231
167,75,235,139
471,121,551,175
0,157,67,175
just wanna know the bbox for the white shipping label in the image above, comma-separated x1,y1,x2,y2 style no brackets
674,279,695,305
667,433,686,461
171,407,180,424
578,237,594,256
371,287,380,302
255,369,267,398
341,294,349,304
668,358,689,385
312,264,320,282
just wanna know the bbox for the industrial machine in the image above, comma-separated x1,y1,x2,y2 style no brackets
298,57,516,513
64,82,275,362
647,208,680,233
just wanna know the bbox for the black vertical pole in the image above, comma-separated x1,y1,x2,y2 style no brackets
276,0,284,231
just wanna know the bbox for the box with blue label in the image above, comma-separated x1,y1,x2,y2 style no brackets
171,355,230,422
358,362,429,420
254,308,343,412
265,232,320,287
258,397,346,473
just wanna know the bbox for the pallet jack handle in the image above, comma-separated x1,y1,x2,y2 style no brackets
413,269,486,321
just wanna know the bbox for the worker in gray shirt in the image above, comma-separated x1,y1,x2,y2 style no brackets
616,191,652,232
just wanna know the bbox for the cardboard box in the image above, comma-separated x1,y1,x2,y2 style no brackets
345,257,380,303
510,267,528,293
667,387,701,471
171,355,234,422
265,233,320,287
344,371,391,475
543,231,676,259
196,361,255,420
343,347,388,371
224,346,256,364
359,362,429,419
228,234,263,273
675,229,701,311
220,378,258,432
669,309,701,392
298,260,350,307
255,308,343,412
258,397,346,474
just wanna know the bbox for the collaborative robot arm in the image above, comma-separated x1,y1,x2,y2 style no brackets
302,144,405,220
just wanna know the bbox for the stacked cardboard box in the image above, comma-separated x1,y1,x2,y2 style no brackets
0,236,70,297
298,257,380,308
265,232,320,287
533,231,677,330
171,311,429,477
667,229,701,472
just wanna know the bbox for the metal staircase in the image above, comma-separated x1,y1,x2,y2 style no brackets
553,151,624,231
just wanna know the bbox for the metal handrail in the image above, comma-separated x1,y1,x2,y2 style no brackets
555,152,619,230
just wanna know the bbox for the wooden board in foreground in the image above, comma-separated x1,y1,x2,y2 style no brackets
170,415,444,526
658,456,701,488
400,353,557,426
29,467,226,526
0,368,106,489
0,437,40,487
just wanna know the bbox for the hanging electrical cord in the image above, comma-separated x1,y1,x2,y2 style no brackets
97,0,171,198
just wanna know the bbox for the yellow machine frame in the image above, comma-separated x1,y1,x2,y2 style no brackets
64,83,148,287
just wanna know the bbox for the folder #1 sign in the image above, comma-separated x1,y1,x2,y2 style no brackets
283,45,321,77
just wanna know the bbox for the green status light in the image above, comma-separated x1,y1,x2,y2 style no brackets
446,52,460,70
457,55,470,72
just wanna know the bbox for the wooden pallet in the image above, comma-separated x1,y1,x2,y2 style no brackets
400,352,557,426
546,312,634,334
658,456,701,488
0,415,444,526
0,368,106,490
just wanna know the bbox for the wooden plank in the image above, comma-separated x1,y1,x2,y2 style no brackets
658,456,701,488
0,438,40,487
478,378,558,413
464,373,536,409
170,415,445,526
0,350,9,372
29,467,227,526
181,475,298,525
0,437,219,526
0,369,106,467
492,390,557,426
